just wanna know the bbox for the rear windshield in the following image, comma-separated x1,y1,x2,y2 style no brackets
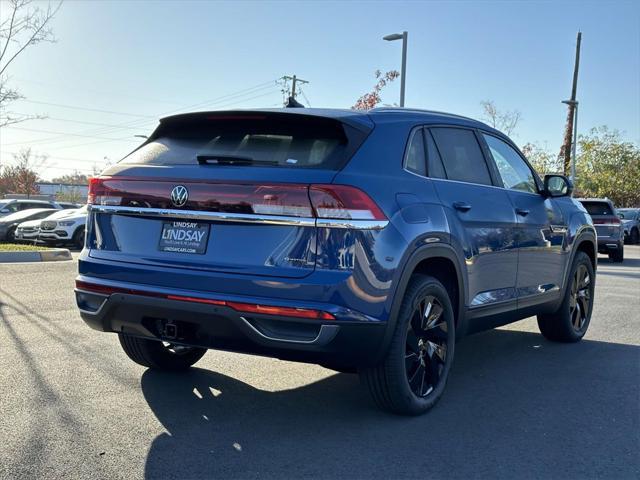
581,201,614,216
122,116,358,169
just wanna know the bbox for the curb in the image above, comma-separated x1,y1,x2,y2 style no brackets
0,248,72,263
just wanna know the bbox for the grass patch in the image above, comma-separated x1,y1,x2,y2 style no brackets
0,243,51,252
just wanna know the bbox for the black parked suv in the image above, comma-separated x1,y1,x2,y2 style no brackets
76,108,597,415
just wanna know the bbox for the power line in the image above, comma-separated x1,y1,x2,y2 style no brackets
2,126,140,145
17,99,156,118
5,113,151,130
8,79,280,150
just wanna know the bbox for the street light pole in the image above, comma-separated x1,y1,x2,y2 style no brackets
400,31,407,107
383,31,408,107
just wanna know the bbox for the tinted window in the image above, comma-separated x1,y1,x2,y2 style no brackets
19,202,46,210
581,201,614,216
404,129,426,176
425,129,446,179
123,116,360,170
483,134,537,193
430,128,492,185
0,201,18,213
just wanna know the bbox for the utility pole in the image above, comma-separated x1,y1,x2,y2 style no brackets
560,31,582,178
282,75,309,108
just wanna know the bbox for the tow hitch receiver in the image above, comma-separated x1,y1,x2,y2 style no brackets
163,322,178,340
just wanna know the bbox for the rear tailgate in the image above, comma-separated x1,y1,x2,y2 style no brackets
580,201,621,238
87,111,376,279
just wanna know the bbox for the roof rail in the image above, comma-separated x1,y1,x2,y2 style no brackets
369,107,477,122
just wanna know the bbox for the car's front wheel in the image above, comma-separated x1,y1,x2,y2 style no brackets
72,227,85,250
360,275,455,415
118,334,207,370
537,251,595,342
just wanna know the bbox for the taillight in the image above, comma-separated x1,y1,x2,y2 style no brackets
309,185,386,220
592,217,621,225
88,177,386,221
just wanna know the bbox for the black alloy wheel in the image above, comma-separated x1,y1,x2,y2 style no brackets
569,263,591,332
405,295,449,397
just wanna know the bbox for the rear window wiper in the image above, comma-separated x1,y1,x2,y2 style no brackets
196,154,278,166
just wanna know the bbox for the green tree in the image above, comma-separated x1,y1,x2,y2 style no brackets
522,142,562,175
575,127,640,207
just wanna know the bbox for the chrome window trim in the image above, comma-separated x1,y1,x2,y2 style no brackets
89,205,388,230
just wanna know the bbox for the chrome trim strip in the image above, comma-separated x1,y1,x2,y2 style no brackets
315,218,389,230
239,317,340,346
89,205,389,230
90,205,315,227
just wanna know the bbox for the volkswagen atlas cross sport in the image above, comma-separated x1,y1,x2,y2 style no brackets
75,108,597,415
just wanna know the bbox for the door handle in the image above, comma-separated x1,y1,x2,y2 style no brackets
515,208,530,217
453,201,472,212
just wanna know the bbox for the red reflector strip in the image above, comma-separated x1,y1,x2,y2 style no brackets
225,301,335,320
166,295,226,306
76,281,335,320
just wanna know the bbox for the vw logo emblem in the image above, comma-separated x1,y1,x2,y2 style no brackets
170,185,189,207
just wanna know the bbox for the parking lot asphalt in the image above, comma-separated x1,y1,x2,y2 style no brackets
1,247,639,480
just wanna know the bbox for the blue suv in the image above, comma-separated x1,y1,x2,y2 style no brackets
75,108,597,415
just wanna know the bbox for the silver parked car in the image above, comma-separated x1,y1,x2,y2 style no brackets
578,198,624,262
616,208,640,245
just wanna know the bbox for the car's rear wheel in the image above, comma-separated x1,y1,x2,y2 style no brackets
118,334,207,370
537,251,595,342
630,228,639,245
360,275,455,415
609,244,624,263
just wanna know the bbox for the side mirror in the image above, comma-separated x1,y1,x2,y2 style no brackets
0,208,10,214
544,174,573,197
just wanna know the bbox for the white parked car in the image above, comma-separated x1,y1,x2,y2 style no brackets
38,205,88,249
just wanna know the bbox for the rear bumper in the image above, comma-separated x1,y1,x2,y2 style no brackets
597,238,622,253
75,276,388,367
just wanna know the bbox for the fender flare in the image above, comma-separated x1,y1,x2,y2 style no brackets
563,227,597,291
375,243,467,363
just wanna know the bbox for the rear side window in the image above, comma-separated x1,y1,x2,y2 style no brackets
404,129,426,176
581,201,614,216
123,115,362,170
430,128,493,186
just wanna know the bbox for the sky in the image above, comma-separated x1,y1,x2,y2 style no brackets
0,0,639,180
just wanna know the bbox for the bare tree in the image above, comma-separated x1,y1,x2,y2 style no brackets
0,0,62,126
480,100,521,136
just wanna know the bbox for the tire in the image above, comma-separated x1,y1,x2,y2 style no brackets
537,251,595,342
72,227,85,250
609,244,624,263
630,228,639,245
6,227,16,243
359,275,456,415
118,334,207,370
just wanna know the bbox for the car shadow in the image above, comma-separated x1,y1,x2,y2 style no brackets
141,329,639,479
598,256,640,268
